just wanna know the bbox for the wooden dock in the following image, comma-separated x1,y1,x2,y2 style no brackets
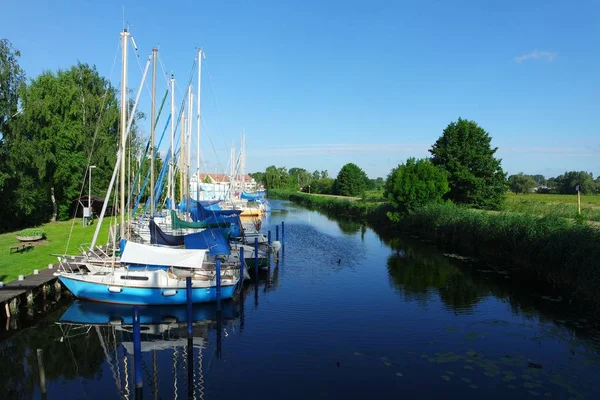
0,266,61,318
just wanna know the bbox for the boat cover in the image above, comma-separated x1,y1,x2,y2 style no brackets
120,240,207,269
184,228,231,255
150,218,184,246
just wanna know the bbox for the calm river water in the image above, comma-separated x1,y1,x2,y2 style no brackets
2,199,600,399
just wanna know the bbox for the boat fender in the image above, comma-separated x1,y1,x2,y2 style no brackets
107,286,123,293
162,289,178,297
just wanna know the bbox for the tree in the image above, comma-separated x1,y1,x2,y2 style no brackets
333,163,368,196
384,158,449,221
16,63,120,220
531,174,546,186
250,172,265,186
0,39,27,231
429,118,507,210
553,171,595,194
312,170,320,181
508,173,537,194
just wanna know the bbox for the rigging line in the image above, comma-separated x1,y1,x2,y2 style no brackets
131,43,153,98
64,40,121,255
157,53,172,88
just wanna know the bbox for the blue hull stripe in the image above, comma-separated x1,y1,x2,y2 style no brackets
58,276,235,306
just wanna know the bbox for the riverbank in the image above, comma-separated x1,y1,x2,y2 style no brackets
269,189,600,309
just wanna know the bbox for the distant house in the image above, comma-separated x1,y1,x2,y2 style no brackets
189,173,258,200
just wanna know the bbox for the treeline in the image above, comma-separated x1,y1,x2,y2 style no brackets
508,172,600,194
251,166,384,196
256,118,509,216
0,39,153,232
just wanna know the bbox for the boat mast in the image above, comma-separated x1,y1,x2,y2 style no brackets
187,84,193,208
180,110,185,204
150,48,157,217
241,131,246,193
119,29,129,240
196,49,203,201
169,75,175,210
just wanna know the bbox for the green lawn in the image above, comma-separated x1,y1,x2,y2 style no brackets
0,217,114,284
505,192,600,221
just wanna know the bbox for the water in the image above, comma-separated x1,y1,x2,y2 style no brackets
2,199,600,399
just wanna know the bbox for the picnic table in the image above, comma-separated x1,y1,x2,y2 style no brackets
9,243,33,254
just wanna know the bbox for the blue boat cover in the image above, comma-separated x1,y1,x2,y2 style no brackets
149,218,185,246
184,228,231,255
194,201,242,222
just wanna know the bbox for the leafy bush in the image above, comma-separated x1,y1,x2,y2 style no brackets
17,228,45,238
384,158,449,221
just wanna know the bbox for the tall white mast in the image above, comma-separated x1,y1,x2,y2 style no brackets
169,75,175,209
119,29,129,239
196,49,203,201
241,131,246,193
150,48,157,217
187,84,193,205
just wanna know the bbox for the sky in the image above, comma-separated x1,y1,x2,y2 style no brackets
2,0,599,179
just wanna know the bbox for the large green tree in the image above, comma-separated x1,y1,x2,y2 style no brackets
0,38,31,231
508,173,537,194
333,163,368,196
384,158,449,220
429,118,507,209
15,62,120,220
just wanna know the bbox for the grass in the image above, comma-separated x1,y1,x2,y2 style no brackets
0,218,113,283
505,193,600,221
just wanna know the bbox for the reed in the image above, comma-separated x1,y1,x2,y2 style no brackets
396,203,600,305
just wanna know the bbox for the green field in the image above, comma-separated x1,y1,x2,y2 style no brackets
505,193,600,221
0,218,114,283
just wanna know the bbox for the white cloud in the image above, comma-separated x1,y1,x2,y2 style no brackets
515,50,557,63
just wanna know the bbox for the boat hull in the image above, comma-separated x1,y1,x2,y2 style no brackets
58,275,236,305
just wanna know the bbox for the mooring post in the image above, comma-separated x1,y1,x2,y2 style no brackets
216,259,222,310
186,276,193,336
133,306,143,390
281,221,285,244
268,230,272,246
254,237,259,278
275,225,279,241
37,348,46,396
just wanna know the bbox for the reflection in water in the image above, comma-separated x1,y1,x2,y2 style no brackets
385,235,487,313
0,300,240,399
3,201,600,399
336,219,362,235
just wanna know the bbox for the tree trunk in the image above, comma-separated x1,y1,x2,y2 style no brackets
50,186,57,222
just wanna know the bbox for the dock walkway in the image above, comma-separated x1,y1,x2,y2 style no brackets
0,267,58,316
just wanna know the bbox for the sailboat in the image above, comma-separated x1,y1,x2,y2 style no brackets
54,29,241,305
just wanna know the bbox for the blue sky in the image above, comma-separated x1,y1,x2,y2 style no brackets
3,0,599,179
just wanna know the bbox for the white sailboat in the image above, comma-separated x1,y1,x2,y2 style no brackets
54,29,241,305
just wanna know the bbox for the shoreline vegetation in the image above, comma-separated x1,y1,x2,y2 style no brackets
268,189,600,310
